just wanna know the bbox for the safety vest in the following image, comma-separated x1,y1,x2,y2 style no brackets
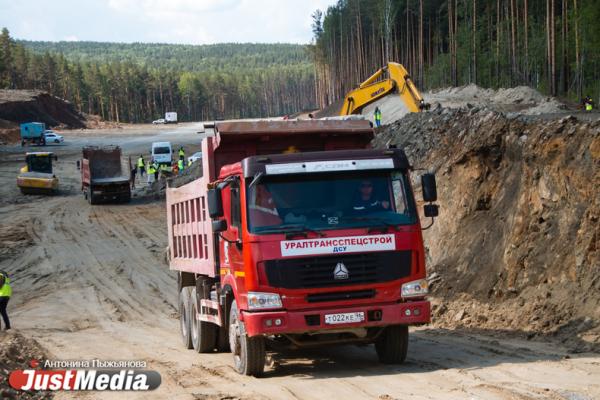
586,102,593,111
148,164,156,174
178,159,184,170
0,274,11,297
179,149,185,158
137,157,145,168
375,110,382,121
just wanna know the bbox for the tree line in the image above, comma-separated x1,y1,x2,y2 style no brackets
310,0,600,109
0,29,316,123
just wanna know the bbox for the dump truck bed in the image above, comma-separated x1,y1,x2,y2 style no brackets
81,146,131,204
166,119,375,277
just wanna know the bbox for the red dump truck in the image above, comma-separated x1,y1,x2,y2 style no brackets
166,120,439,376
81,146,131,204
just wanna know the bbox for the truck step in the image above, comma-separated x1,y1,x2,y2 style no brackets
197,299,222,326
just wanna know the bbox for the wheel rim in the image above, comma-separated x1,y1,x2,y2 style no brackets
179,301,187,338
229,311,242,365
191,301,198,344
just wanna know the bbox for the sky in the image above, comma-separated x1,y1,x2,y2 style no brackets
0,0,337,45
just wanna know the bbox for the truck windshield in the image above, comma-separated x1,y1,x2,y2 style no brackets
154,147,171,154
246,170,416,234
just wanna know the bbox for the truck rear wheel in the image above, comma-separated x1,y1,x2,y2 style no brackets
190,287,217,353
229,300,265,376
179,287,193,349
87,186,97,205
375,325,408,364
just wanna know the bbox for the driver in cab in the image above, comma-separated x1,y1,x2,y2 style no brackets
352,180,390,212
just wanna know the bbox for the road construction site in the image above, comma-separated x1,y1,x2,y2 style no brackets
0,84,599,400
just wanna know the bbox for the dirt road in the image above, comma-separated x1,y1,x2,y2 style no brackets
0,124,598,400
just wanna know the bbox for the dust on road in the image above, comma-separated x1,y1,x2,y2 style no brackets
0,124,598,400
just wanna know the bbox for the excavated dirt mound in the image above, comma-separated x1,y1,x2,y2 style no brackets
349,84,570,126
374,107,600,350
0,332,53,399
0,90,86,129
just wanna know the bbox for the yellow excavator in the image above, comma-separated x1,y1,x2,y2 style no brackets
340,62,430,116
17,152,59,195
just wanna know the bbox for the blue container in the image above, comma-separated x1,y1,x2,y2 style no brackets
20,122,46,139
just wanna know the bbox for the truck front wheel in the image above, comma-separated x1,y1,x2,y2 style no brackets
179,287,193,349
190,287,217,353
375,325,408,364
228,300,265,376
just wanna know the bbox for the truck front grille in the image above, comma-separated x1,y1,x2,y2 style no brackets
264,251,412,289
306,289,376,303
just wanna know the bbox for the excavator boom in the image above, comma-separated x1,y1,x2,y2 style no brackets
340,62,429,116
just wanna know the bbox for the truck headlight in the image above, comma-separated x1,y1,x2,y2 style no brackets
247,292,282,310
401,279,428,298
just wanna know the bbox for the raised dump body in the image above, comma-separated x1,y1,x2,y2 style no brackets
81,146,131,204
166,119,439,376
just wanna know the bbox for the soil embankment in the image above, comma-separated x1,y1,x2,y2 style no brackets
375,106,600,350
0,90,87,144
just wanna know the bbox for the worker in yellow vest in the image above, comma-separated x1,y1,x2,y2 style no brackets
178,146,185,161
0,270,11,330
177,158,184,174
137,155,146,178
147,162,156,184
584,95,595,111
374,107,382,127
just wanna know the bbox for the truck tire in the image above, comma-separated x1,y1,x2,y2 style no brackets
375,325,408,364
179,287,193,349
190,286,217,353
216,293,231,352
229,300,265,376
87,186,96,205
216,325,230,352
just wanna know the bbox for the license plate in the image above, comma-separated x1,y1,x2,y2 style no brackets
324,312,365,325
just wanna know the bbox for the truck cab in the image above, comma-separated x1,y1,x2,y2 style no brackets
167,120,438,376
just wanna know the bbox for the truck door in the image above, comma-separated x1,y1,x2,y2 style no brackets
223,179,244,277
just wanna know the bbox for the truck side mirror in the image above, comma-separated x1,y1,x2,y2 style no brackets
421,173,437,202
424,204,439,218
207,188,223,218
212,219,227,232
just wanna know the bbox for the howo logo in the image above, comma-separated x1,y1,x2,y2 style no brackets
333,262,349,280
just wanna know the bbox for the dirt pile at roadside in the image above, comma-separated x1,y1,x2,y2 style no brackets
0,332,53,399
337,83,569,126
374,107,600,349
0,90,86,129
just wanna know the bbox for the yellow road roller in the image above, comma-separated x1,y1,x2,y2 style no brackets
17,152,59,195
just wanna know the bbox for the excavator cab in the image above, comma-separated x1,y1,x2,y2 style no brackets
17,152,59,195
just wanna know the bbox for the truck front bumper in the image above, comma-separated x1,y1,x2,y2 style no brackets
241,300,430,337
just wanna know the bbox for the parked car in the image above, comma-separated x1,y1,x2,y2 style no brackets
152,118,166,124
188,151,203,164
44,130,64,144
